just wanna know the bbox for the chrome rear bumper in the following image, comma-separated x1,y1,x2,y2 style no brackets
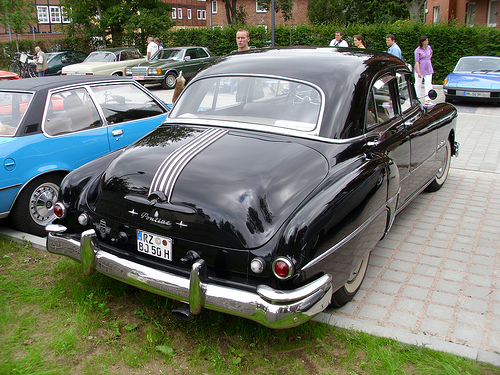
46,225,332,329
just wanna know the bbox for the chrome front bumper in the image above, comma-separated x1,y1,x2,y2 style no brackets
46,225,333,329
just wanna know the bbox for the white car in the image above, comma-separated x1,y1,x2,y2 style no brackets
62,47,145,76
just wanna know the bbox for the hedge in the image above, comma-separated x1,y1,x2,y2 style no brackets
2,22,499,83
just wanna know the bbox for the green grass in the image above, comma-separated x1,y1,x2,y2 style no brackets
0,237,499,375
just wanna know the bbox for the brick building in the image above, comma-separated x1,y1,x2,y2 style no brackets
425,0,499,28
0,0,309,42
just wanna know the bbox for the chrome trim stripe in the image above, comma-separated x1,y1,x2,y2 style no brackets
149,128,227,201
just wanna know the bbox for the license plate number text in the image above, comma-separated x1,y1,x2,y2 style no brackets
137,230,172,261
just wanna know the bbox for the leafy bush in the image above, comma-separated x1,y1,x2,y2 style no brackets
2,23,499,83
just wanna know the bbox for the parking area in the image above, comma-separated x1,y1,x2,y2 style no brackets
1,85,499,366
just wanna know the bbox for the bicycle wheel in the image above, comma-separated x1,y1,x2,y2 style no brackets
8,62,20,76
28,64,37,78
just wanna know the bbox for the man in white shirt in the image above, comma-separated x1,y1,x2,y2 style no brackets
329,31,348,47
146,37,159,61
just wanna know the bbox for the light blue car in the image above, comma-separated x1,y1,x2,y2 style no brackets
443,56,500,104
0,75,170,236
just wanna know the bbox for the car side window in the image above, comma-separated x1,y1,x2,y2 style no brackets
372,76,395,124
44,88,103,136
186,49,198,60
90,83,166,124
195,48,209,59
396,73,413,113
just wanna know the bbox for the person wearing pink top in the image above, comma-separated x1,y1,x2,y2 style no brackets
414,35,434,104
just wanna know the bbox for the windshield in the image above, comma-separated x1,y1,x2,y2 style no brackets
0,91,34,136
153,49,184,61
85,51,117,63
455,57,500,73
170,76,322,132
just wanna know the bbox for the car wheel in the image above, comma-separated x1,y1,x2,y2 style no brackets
11,174,63,237
112,72,122,76
161,72,177,89
330,253,370,307
425,138,451,192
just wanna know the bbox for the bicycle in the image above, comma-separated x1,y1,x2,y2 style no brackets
8,51,37,78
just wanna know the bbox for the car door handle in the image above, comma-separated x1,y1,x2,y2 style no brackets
112,129,123,137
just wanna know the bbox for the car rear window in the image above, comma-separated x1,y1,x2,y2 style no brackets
0,91,34,136
170,76,322,133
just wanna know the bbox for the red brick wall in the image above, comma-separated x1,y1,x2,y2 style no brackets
208,0,309,27
425,0,499,28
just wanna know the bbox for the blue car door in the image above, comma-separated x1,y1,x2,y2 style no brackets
90,82,169,151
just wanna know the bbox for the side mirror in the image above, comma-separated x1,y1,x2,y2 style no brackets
184,56,191,61
428,89,438,100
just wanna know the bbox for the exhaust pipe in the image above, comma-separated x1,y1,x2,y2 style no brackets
171,303,194,321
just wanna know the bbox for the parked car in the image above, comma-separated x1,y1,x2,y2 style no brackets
125,46,218,89
44,50,88,76
0,75,170,236
0,70,19,80
443,56,500,103
46,48,459,328
61,47,145,76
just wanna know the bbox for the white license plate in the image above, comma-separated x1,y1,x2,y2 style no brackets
133,76,144,80
136,230,172,261
463,91,488,97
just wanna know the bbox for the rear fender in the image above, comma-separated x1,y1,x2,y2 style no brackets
279,155,389,288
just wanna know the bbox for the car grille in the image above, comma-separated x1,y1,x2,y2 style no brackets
131,67,148,75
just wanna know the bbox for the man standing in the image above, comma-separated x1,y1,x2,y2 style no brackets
386,34,402,59
329,31,348,47
236,29,251,52
146,36,159,61
34,46,48,77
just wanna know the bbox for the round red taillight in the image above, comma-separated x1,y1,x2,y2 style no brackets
272,258,293,279
53,202,66,218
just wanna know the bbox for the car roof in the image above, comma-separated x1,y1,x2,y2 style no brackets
195,47,409,139
90,47,138,53
0,75,134,91
198,47,405,87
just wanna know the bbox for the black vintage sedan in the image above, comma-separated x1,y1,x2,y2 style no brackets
47,48,459,328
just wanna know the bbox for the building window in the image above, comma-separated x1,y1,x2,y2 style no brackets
172,8,177,19
197,9,206,20
433,6,440,24
49,6,61,23
178,8,182,19
61,6,71,23
212,0,217,14
187,9,192,19
466,2,475,26
256,1,267,12
488,0,498,27
37,6,49,23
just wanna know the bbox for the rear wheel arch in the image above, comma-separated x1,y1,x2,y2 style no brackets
11,170,68,236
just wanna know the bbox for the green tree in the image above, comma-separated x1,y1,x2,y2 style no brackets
60,0,174,48
0,0,35,50
308,0,415,25
307,0,346,25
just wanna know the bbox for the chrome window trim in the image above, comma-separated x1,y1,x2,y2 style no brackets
171,73,326,137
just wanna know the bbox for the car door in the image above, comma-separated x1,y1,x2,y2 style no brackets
365,74,412,205
402,74,439,197
182,48,212,80
42,87,110,169
89,82,169,151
